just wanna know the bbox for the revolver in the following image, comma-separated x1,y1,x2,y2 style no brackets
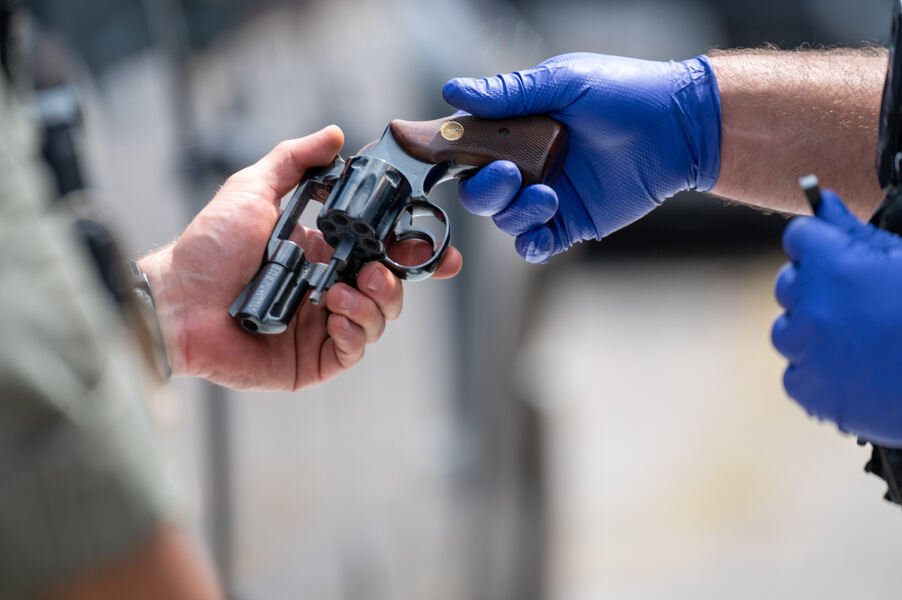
229,113,568,334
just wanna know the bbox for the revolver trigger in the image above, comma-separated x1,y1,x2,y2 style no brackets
393,221,438,249
382,200,451,281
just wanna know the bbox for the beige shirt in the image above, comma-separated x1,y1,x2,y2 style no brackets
0,74,173,597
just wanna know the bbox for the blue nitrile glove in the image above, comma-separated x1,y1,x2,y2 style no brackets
443,53,722,263
773,190,902,448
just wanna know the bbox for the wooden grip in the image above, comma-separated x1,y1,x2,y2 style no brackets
389,114,568,186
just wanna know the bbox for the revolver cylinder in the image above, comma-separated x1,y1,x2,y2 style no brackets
317,155,411,263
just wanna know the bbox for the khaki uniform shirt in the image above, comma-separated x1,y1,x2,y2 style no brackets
0,73,173,597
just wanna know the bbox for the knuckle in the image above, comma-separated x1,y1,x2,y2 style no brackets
388,291,403,322
340,346,365,368
224,169,250,188
366,313,386,342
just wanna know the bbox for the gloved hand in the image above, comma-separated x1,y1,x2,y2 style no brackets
773,190,902,448
443,52,722,263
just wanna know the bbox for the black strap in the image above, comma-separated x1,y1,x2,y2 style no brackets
1,0,10,80
864,443,902,505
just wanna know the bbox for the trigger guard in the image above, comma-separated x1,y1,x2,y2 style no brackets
381,201,451,281
393,228,437,248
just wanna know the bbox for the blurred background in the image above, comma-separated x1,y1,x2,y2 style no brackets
17,0,902,597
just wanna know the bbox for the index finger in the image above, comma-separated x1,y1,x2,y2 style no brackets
782,215,849,264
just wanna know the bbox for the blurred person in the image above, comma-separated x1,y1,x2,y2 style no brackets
441,47,902,448
0,9,461,600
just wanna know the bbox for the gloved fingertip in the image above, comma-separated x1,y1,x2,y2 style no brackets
443,73,528,118
770,313,800,360
774,262,798,309
442,77,486,111
783,208,857,264
817,189,861,232
781,216,816,262
783,364,830,422
493,184,559,236
441,78,466,104
782,364,803,402
516,227,555,264
522,184,559,215
458,161,522,216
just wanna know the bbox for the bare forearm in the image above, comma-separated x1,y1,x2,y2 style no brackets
40,526,222,600
709,48,886,218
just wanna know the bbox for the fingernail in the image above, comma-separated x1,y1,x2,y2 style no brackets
339,288,356,311
366,270,386,294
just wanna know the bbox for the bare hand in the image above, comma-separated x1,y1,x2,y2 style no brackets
139,126,462,390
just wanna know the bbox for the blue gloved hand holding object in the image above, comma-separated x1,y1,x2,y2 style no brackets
773,190,902,448
443,53,722,263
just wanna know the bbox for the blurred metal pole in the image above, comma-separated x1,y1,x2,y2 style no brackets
141,0,235,591
446,197,546,600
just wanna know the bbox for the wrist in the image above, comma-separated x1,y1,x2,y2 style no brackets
677,55,722,192
137,244,188,377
